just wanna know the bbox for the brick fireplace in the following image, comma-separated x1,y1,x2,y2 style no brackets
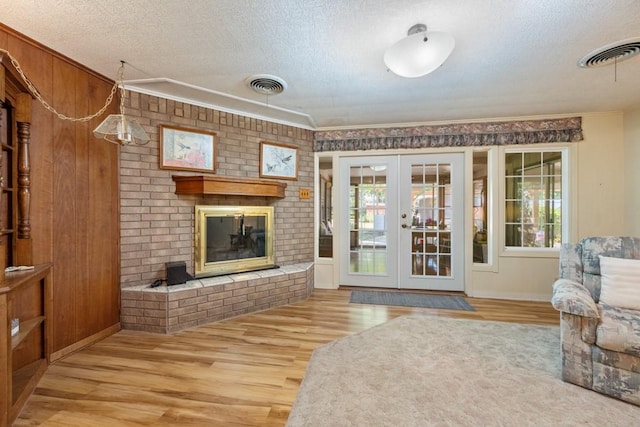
118,92,316,332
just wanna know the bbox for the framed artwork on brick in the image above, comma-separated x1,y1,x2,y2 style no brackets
159,125,216,173
259,141,298,180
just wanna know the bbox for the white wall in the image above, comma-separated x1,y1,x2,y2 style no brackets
624,107,640,237
470,112,626,300
469,256,560,300
575,112,626,237
315,113,628,300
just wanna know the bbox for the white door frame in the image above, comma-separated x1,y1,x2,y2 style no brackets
338,153,464,290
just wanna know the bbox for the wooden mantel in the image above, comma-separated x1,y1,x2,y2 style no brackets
172,175,287,198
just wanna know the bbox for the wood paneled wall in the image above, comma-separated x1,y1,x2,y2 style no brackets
0,24,120,358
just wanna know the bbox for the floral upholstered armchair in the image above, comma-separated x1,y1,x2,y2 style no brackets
551,236,640,406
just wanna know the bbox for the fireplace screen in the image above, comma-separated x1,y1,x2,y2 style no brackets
195,205,274,277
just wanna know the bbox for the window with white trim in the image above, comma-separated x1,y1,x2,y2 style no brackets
504,149,567,249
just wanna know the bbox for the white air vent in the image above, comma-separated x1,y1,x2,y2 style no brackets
246,74,287,95
578,37,640,68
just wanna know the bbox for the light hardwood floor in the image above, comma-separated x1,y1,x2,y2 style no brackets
16,289,559,426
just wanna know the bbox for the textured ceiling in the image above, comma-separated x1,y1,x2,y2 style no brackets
1,0,639,130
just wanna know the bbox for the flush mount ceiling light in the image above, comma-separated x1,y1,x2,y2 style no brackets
93,61,150,145
384,23,455,78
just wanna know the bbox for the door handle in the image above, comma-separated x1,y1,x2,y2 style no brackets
401,224,408,229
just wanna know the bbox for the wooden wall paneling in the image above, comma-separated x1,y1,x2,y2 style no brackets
1,24,121,358
0,29,7,50
28,97,54,268
73,66,92,340
89,131,120,332
51,58,78,352
80,73,120,338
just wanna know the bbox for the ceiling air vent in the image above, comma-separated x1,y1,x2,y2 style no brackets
578,37,640,68
246,74,287,95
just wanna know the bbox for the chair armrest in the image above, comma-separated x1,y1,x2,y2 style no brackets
551,278,599,318
558,242,583,282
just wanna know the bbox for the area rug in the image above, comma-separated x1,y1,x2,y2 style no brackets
286,315,640,426
349,290,475,311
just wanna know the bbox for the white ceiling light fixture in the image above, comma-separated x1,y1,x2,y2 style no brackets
384,23,455,78
93,61,150,145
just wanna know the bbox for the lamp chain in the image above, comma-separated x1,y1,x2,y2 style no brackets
0,48,120,122
118,64,127,114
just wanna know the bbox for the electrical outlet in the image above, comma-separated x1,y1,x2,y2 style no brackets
299,189,310,199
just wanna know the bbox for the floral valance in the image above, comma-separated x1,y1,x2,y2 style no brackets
313,117,583,152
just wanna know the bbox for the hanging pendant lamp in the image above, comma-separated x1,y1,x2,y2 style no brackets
93,61,149,145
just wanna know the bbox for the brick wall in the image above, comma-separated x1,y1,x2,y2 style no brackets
119,92,315,288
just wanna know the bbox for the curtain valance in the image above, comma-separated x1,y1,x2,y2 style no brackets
313,117,583,152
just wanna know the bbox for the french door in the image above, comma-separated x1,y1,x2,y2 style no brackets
339,153,464,291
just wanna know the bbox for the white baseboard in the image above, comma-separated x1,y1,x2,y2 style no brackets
465,290,552,302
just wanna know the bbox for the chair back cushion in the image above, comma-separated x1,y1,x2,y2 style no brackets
599,256,640,310
579,237,640,302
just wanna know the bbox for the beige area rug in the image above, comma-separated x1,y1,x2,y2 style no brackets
286,315,640,426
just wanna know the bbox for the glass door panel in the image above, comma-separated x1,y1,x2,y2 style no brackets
340,157,397,288
349,166,388,273
399,154,464,291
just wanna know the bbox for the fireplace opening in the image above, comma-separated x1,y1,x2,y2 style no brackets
195,205,275,277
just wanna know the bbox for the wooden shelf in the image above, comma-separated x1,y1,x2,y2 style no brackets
11,316,44,350
11,359,46,406
0,264,51,295
172,175,287,198
1,263,52,427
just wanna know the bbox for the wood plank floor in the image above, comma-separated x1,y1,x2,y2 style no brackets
15,289,559,426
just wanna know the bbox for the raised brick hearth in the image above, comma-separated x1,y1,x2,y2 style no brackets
121,263,313,333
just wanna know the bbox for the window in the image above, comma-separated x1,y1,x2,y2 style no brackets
472,151,489,262
504,149,566,249
318,157,333,258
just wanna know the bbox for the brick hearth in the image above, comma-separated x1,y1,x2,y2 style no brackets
121,263,313,333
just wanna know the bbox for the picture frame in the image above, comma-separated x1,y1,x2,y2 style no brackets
259,141,298,180
159,124,217,173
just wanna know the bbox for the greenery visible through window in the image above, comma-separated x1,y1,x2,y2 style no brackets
505,151,563,248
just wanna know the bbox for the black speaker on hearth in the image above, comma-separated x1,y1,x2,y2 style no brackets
166,261,193,286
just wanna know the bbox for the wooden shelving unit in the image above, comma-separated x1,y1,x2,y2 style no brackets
172,175,287,198
0,263,52,427
1,52,55,427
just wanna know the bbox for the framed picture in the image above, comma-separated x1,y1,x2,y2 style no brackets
260,141,298,180
159,125,216,173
